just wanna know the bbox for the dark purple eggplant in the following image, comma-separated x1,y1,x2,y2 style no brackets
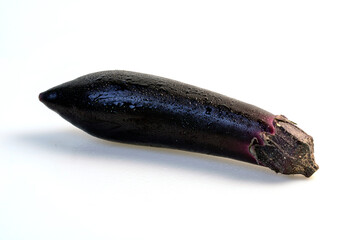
39,70,318,177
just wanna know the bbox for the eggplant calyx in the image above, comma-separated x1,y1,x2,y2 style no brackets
249,115,319,177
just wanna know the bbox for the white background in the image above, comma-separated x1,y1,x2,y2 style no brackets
1,0,359,239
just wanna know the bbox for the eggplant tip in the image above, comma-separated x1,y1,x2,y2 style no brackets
39,90,58,104
38,92,45,102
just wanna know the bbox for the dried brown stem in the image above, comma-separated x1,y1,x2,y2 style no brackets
250,115,318,177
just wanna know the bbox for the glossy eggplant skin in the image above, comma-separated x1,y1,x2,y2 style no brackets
40,70,275,165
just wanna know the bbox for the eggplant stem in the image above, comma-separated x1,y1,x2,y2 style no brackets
249,115,318,177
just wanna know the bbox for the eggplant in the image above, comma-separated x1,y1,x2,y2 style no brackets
39,70,318,177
